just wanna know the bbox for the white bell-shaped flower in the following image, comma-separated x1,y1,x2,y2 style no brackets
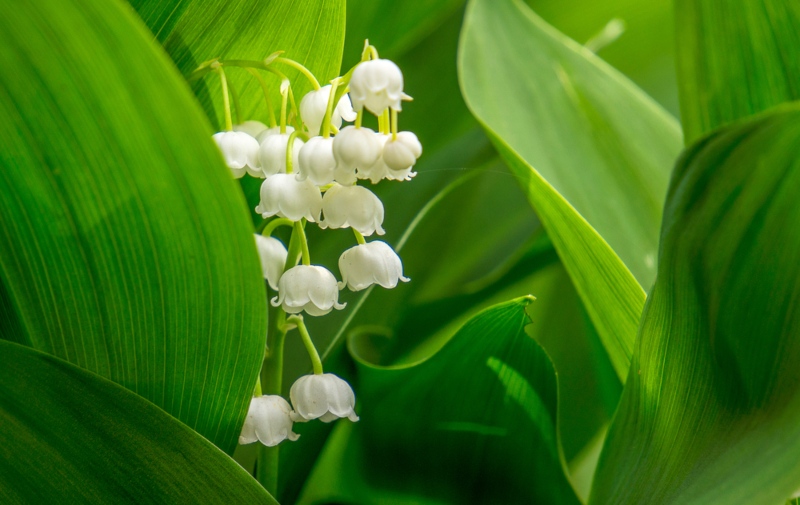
349,59,407,114
357,133,417,183
212,131,260,179
234,120,269,139
271,265,346,316
290,373,359,423
338,241,409,291
300,85,357,136
255,234,287,290
239,395,299,446
258,133,304,177
297,136,336,186
255,174,322,222
320,183,385,236
256,125,294,143
382,131,422,171
333,126,382,176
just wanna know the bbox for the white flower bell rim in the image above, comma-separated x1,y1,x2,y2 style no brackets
239,395,299,446
297,136,336,186
212,131,260,179
320,183,385,236
382,131,423,171
299,84,356,136
271,264,346,316
255,173,322,222
338,240,409,291
332,126,382,174
349,58,408,115
290,373,359,423
258,133,304,177
233,120,269,139
254,234,288,290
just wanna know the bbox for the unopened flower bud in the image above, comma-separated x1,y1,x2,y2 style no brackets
382,131,422,171
258,133,303,176
300,85,356,136
255,235,288,290
255,174,322,222
333,126,382,175
212,131,260,178
239,395,299,446
271,265,346,316
290,373,359,423
349,59,408,114
338,241,409,291
320,184,385,236
297,136,336,186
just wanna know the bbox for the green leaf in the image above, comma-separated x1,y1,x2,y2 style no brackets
344,0,463,58
590,104,800,505
0,340,277,505
298,298,581,505
675,0,800,143
0,0,265,453
459,0,682,380
128,0,346,130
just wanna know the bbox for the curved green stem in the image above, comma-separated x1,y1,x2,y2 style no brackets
355,109,363,128
280,83,289,134
391,108,398,140
275,57,320,90
287,315,323,375
353,228,366,245
285,130,301,174
229,81,242,126
294,220,310,265
322,78,340,139
245,68,277,128
261,218,294,237
214,64,233,131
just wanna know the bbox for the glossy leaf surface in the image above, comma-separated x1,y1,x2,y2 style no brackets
0,0,265,453
459,0,682,379
0,341,277,505
591,104,800,505
298,298,581,505
676,0,800,143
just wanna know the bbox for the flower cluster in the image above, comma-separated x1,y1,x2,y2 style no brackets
203,44,419,447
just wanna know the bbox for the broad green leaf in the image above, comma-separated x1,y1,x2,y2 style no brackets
344,0,463,58
298,298,581,505
0,0,265,453
459,0,683,380
0,341,277,505
675,0,800,143
529,0,679,115
590,104,800,505
129,0,346,130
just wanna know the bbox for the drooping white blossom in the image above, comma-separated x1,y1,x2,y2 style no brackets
290,373,359,423
320,184,385,236
349,59,407,114
239,395,299,446
357,133,417,183
255,174,322,222
255,234,288,290
338,241,409,291
258,133,304,177
332,126,382,180
212,131,260,178
271,265,345,316
234,120,269,139
382,131,422,171
297,136,336,186
300,85,357,136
